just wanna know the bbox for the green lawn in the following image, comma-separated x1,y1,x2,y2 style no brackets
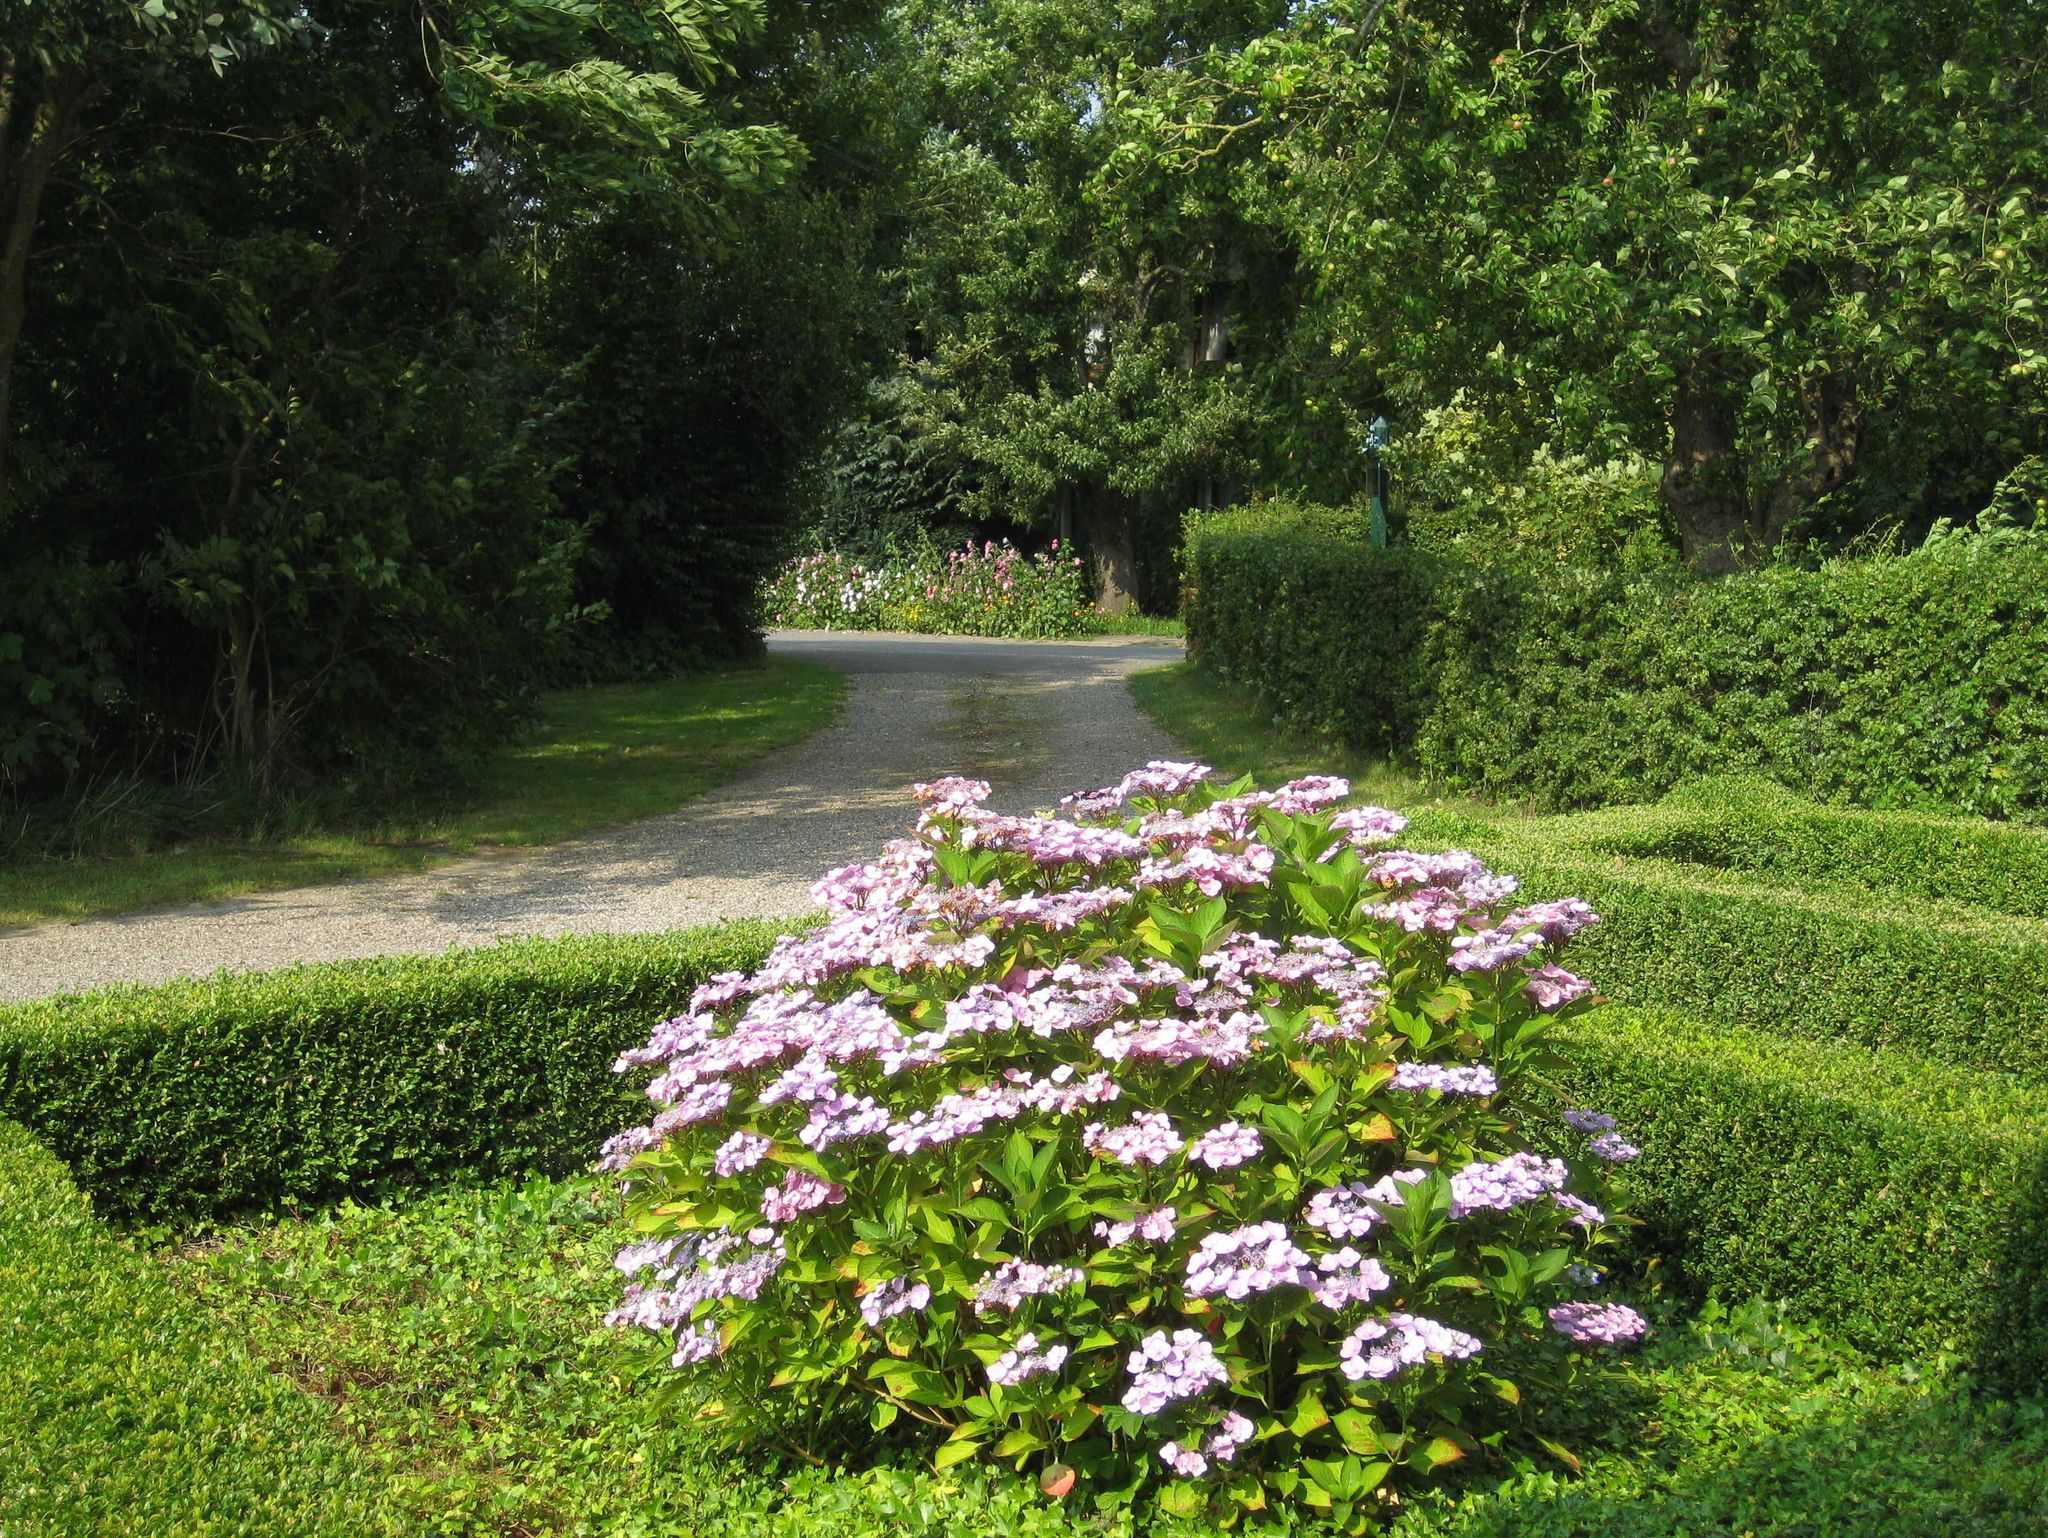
0,659,843,930
1127,662,1443,807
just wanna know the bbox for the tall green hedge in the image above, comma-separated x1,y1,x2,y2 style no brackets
0,923,786,1225
1539,1009,2048,1392
1184,510,2048,819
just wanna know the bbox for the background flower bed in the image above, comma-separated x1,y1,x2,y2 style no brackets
766,540,1095,638
1183,505,2048,820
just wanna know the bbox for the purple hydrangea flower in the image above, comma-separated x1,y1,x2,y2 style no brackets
1158,1441,1209,1478
1122,1328,1230,1414
973,1257,1086,1312
859,1274,931,1327
1447,927,1542,973
1207,1410,1257,1463
989,1330,1070,1386
1590,1132,1642,1162
1548,1301,1649,1345
712,1131,771,1178
1390,1062,1499,1096
1563,1108,1618,1134
1506,898,1600,945
1187,1120,1264,1170
1082,1111,1183,1166
1448,1152,1570,1218
1553,1192,1606,1229
759,1169,845,1225
1525,964,1594,1011
671,1320,721,1367
1303,1181,1382,1240
1338,1313,1484,1381
1184,1222,1315,1300
1095,1206,1179,1247
1311,1247,1394,1309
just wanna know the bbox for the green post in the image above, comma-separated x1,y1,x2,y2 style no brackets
1365,415,1390,549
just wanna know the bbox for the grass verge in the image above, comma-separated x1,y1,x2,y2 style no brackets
0,659,843,929
1127,663,1437,805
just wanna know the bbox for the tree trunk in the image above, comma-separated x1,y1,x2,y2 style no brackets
1083,487,1139,615
0,62,88,501
1661,360,1750,574
1757,372,1862,547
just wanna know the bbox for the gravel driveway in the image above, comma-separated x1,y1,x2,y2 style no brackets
0,631,1186,1003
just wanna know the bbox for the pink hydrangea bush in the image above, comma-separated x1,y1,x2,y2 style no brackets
601,765,1644,1527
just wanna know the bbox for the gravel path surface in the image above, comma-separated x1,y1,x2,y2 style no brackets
0,631,1186,1002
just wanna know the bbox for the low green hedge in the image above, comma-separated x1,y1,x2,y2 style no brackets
1542,777,2048,920
1499,846,2048,1084
0,922,787,1225
1185,508,2048,819
0,1118,403,1534
1540,1008,2048,1392
1390,795,2048,1084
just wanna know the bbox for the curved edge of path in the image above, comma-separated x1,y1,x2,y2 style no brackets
0,631,1187,1003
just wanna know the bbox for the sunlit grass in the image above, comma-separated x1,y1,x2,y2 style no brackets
1127,661,1437,806
0,660,844,929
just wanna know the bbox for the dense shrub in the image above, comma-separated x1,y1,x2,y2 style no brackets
0,923,783,1225
1540,1010,2048,1392
604,766,1643,1526
766,540,1096,638
0,1118,400,1534
1185,510,2048,820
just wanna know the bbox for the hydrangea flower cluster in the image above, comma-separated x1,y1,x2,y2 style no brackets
1157,1408,1257,1478
1123,1328,1231,1413
1549,1300,1651,1345
989,1331,1071,1386
973,1258,1087,1313
602,764,1636,1519
1339,1313,1487,1381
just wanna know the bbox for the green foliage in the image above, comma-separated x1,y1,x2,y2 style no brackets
1390,400,1675,572
1537,1008,2048,1393
1532,776,2048,920
0,922,785,1224
4,0,894,797
1186,508,2048,819
0,1117,404,1536
159,1167,2048,1535
1392,1300,2048,1538
1183,507,1450,761
1176,0,2048,568
1467,837,2048,1087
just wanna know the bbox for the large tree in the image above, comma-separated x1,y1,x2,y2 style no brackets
1121,0,2047,570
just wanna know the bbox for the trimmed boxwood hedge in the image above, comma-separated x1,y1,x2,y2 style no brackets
1542,777,2048,920
1494,845,2048,1085
0,1118,403,1534
1185,508,2048,820
1540,1008,2048,1392
0,922,786,1225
